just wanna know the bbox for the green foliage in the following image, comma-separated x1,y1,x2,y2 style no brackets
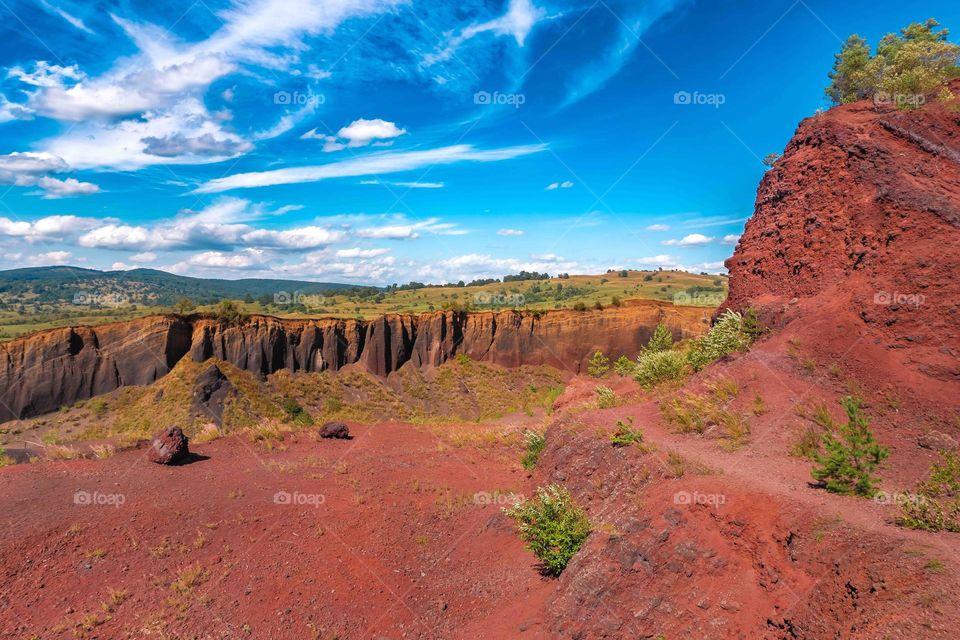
686,310,753,372
610,417,645,448
454,353,472,366
521,430,547,470
898,451,960,532
613,355,636,377
587,351,610,377
826,19,960,107
633,349,688,389
281,397,312,426
643,323,674,354
214,300,244,322
572,301,588,312
504,484,592,576
810,397,889,496
174,297,196,315
87,397,108,419
595,385,617,408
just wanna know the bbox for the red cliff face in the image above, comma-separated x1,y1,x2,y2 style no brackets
0,300,710,421
723,82,960,396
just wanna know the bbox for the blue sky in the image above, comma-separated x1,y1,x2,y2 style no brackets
0,0,957,284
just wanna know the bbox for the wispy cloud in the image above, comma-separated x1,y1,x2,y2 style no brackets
194,143,547,193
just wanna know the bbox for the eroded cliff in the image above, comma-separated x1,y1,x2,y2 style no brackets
0,300,710,421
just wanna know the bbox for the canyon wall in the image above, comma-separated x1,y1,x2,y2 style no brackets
0,300,711,421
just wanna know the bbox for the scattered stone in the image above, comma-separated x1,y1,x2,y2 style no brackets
319,421,351,439
147,427,190,465
918,430,958,452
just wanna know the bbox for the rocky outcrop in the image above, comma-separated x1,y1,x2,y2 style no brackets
191,364,237,428
0,300,710,421
319,422,351,439
722,81,960,400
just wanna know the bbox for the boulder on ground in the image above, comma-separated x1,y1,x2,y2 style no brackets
147,426,190,464
918,430,958,452
319,421,351,439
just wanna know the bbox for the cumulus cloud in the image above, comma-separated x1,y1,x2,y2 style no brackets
36,176,100,198
496,228,524,236
195,143,546,193
335,247,390,258
131,251,157,262
141,132,252,158
26,250,72,265
0,214,101,242
721,234,741,245
316,118,407,152
662,233,713,247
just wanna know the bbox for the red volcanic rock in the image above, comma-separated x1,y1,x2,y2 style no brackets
318,421,351,439
0,300,710,422
722,81,960,408
147,427,190,465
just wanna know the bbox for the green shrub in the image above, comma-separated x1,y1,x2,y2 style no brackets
643,323,674,354
898,451,960,532
613,355,636,377
587,351,610,378
504,484,592,576
634,350,688,388
687,310,753,371
610,417,645,448
454,353,471,365
811,396,889,496
595,385,617,408
87,397,108,419
281,397,312,426
521,430,546,470
826,19,960,107
572,302,588,312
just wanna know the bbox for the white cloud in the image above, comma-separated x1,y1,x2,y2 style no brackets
0,214,100,242
531,253,564,262
38,1,94,34
360,179,444,189
131,251,157,262
179,249,266,270
356,217,465,240
0,93,34,122
335,247,390,258
311,118,407,152
240,226,347,249
111,261,138,270
27,250,72,265
721,234,741,245
0,151,68,184
36,176,100,198
645,223,670,232
496,228,524,236
195,143,547,193
635,254,680,267
662,233,713,247
425,0,546,65
545,180,574,191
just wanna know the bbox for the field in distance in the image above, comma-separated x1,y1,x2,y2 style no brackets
0,268,727,341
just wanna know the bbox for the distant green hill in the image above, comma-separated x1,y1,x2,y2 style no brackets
0,266,373,307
